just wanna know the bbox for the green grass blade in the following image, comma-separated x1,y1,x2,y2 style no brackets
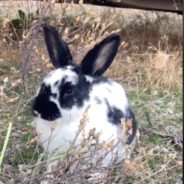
0,122,12,170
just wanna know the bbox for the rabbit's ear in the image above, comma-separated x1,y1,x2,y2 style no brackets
81,34,121,76
43,24,73,68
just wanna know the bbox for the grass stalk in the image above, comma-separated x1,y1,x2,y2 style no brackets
0,122,12,170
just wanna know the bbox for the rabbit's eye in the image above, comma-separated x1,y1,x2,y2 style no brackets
63,88,73,97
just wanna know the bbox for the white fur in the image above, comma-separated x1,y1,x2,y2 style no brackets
44,68,78,87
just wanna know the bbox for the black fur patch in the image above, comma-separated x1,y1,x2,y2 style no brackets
108,106,123,125
106,99,123,125
105,98,137,144
59,74,90,109
32,84,61,121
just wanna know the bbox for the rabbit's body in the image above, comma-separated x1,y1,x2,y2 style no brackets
35,67,129,165
32,24,137,169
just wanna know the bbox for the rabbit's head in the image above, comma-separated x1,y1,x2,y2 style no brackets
32,24,121,122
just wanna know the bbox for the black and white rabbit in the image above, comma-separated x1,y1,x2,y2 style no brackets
32,24,137,168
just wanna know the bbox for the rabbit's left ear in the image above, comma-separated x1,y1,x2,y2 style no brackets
81,34,121,76
43,24,73,68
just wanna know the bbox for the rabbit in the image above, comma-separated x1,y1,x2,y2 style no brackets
32,24,137,170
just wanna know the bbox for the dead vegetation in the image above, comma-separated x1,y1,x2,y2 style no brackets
0,2,182,184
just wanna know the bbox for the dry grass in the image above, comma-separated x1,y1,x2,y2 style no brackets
0,2,182,184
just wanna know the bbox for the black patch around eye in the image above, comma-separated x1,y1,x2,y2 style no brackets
64,88,73,96
32,84,61,121
60,82,73,96
59,75,90,109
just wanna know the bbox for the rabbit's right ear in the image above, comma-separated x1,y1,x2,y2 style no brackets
80,33,121,77
43,24,73,68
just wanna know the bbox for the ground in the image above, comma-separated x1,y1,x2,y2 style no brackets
0,3,182,184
